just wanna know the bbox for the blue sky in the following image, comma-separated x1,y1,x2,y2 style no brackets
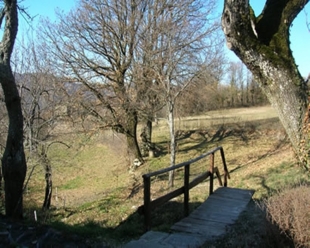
19,0,309,77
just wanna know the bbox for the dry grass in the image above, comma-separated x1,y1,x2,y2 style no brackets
264,184,310,247
8,105,308,245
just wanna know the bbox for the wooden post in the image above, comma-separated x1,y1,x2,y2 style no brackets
184,164,190,217
143,175,151,231
220,148,230,187
209,153,214,195
214,167,223,186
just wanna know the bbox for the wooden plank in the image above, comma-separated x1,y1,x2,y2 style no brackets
164,232,207,247
192,201,243,214
191,205,239,214
212,187,254,200
214,187,255,197
193,207,242,217
172,225,225,236
209,190,252,200
173,216,228,228
189,213,237,224
143,176,151,231
171,220,226,235
189,171,211,189
150,187,184,210
207,194,251,207
204,196,249,206
204,196,250,207
196,197,249,212
184,164,190,216
171,222,226,236
174,211,240,228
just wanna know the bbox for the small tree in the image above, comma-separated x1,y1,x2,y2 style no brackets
12,35,72,210
138,0,221,186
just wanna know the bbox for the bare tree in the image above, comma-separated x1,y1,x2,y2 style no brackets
228,62,238,107
40,0,151,164
12,36,72,210
135,0,221,186
0,0,27,219
176,62,225,116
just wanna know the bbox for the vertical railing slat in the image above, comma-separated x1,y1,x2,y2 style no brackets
220,148,230,187
209,153,214,195
184,164,190,217
143,175,151,231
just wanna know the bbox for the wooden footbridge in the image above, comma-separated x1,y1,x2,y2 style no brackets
124,147,255,248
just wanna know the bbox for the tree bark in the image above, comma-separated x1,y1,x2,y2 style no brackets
168,99,176,188
145,118,155,157
124,109,143,163
0,0,27,219
42,152,52,210
222,0,309,166
1,74,26,218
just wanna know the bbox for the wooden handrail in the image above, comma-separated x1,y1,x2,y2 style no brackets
138,146,230,231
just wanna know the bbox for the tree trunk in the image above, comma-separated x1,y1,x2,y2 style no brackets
145,118,153,148
125,109,143,164
167,100,176,187
1,72,27,219
0,164,2,198
42,172,52,210
0,0,27,219
42,154,52,210
222,0,309,167
140,118,155,157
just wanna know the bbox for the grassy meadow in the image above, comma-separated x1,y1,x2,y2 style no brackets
4,105,309,246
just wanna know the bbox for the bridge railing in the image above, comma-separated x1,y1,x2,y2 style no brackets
138,146,230,231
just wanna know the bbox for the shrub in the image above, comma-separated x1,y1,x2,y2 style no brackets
264,184,310,247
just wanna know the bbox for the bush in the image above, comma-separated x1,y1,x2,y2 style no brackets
264,184,310,247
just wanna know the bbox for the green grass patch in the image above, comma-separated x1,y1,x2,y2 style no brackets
60,176,84,190
230,161,310,199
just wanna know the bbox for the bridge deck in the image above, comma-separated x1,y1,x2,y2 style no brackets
124,187,255,248
171,187,255,236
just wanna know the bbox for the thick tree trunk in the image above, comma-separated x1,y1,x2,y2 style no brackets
0,0,27,219
124,109,143,164
145,118,156,158
222,0,309,166
145,119,153,147
140,118,155,157
1,71,27,219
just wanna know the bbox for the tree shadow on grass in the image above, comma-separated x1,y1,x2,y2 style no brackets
118,200,202,235
155,123,255,157
154,117,283,158
19,200,201,247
